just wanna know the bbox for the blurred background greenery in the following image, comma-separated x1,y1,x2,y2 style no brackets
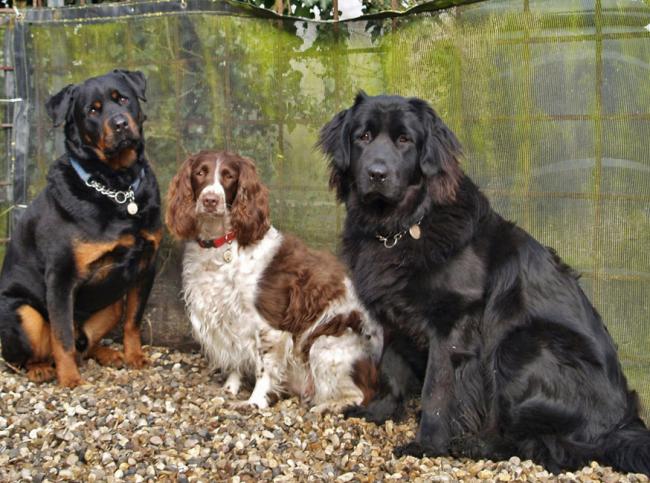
1,0,649,418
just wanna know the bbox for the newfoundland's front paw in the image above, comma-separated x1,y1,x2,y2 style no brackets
343,396,405,425
393,441,444,459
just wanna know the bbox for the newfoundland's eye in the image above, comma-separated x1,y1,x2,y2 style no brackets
359,132,372,142
398,134,410,144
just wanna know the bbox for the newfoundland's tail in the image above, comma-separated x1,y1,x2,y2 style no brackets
599,421,650,476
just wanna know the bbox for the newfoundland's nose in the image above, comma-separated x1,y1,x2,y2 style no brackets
111,114,129,134
368,164,388,184
202,194,219,210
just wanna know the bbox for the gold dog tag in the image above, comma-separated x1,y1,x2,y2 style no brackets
409,224,421,240
223,249,233,263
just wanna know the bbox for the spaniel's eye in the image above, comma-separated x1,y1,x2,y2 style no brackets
119,96,129,105
195,170,204,177
398,134,410,144
359,132,371,142
223,172,233,180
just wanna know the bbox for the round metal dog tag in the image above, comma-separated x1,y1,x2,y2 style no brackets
223,249,233,263
409,224,421,240
127,202,139,215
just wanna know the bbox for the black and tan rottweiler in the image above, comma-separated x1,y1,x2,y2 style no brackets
0,69,162,388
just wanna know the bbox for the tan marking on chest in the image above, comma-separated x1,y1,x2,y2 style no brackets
73,235,135,278
107,147,137,170
140,228,163,250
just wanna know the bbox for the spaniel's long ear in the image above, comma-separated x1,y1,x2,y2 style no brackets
318,91,367,201
165,155,198,240
409,98,463,204
229,156,270,247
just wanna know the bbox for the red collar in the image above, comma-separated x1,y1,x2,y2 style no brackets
196,231,236,249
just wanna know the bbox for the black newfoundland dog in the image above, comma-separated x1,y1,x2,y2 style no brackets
318,92,650,475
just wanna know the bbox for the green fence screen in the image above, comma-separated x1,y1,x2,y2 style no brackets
2,0,650,418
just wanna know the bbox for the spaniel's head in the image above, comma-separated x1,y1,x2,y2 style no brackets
165,150,270,246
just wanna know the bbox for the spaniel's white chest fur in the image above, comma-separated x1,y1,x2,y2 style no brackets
182,227,284,376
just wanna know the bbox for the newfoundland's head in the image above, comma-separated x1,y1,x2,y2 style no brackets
318,93,463,230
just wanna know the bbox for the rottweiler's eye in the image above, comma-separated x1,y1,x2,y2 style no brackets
359,132,372,142
89,104,101,115
398,134,410,144
119,96,129,105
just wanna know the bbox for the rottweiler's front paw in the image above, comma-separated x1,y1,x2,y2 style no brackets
26,362,57,383
393,441,443,459
125,350,149,369
90,346,125,368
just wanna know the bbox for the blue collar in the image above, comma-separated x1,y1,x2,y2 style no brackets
69,157,145,193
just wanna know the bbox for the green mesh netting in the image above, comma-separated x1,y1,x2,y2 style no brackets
2,0,650,417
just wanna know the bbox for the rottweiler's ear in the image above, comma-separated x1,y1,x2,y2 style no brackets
409,97,463,204
45,84,76,127
114,69,147,102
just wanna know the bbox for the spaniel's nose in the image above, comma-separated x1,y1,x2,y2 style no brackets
202,194,219,210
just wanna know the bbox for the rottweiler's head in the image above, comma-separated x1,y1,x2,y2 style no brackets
46,69,147,170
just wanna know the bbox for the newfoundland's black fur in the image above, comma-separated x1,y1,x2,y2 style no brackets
318,92,650,475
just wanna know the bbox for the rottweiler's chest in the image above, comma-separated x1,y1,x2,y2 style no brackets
73,228,161,302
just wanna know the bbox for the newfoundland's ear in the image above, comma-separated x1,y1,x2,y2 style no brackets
318,108,351,171
114,69,147,102
317,91,368,170
318,91,369,201
409,98,463,204
45,84,77,127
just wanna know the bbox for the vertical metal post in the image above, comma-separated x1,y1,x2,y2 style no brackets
592,0,604,307
10,19,29,233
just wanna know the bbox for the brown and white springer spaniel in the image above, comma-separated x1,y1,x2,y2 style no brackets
165,150,382,411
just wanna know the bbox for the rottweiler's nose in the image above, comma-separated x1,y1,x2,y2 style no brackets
368,164,388,183
111,115,129,133
202,194,219,210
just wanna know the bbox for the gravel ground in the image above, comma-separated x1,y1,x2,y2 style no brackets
1,345,648,483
